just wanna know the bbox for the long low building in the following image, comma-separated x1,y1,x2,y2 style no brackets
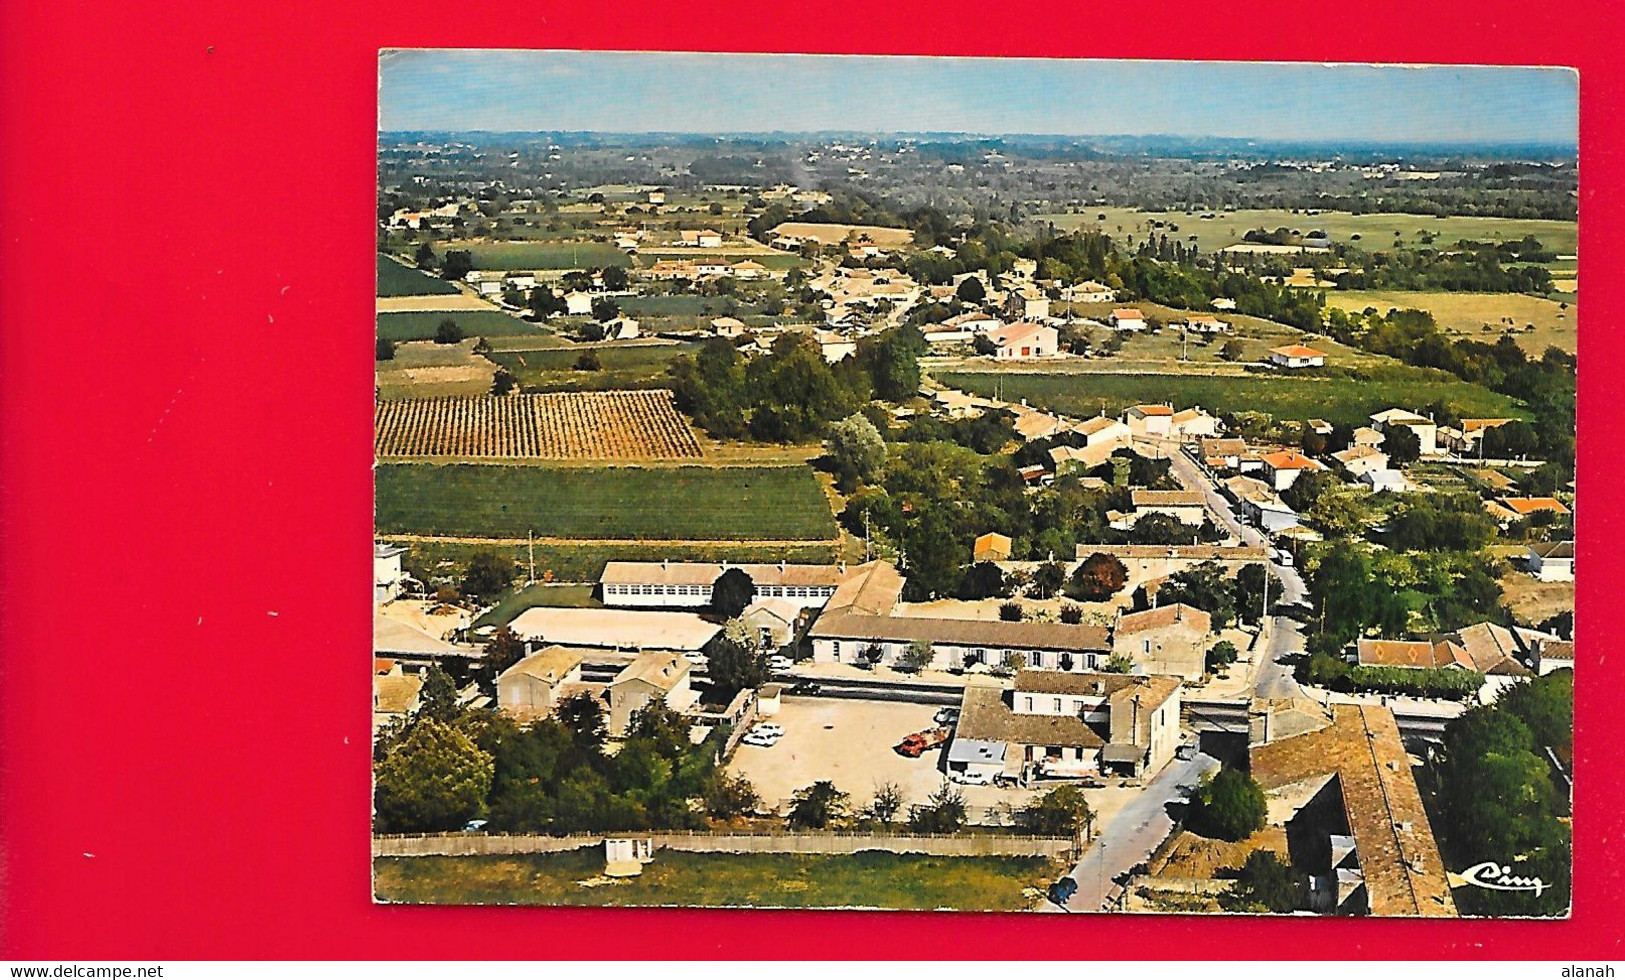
599,561,858,610
807,561,1111,671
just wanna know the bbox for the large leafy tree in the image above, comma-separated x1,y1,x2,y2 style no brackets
711,568,756,619
1222,850,1304,913
1067,552,1128,601
825,413,887,491
374,718,494,833
1187,767,1266,842
787,781,850,829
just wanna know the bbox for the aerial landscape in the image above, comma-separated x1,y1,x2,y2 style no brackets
371,52,1576,917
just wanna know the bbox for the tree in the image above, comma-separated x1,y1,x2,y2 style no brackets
1031,560,1068,600
555,692,607,752
908,783,968,833
703,772,761,819
573,350,602,371
528,287,566,318
955,276,986,303
708,634,769,700
373,718,494,833
461,550,514,598
1385,424,1422,465
434,318,464,345
600,265,631,291
1157,561,1238,629
1187,767,1267,842
710,567,756,618
787,780,849,829
863,781,904,826
418,664,460,722
375,337,396,361
441,250,473,281
998,601,1024,622
591,297,620,322
1018,785,1095,838
959,560,1010,600
483,627,525,677
414,242,437,270
1059,603,1084,624
1067,552,1128,601
1222,850,1303,913
896,640,935,674
490,367,517,396
825,413,887,491
1205,640,1239,673
1219,338,1246,361
1480,420,1540,459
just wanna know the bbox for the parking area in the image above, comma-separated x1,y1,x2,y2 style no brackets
728,696,1045,818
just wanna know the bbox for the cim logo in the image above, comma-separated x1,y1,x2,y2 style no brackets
1455,860,1550,897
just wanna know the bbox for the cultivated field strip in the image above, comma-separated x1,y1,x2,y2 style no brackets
375,391,702,459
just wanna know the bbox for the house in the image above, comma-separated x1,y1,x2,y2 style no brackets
1359,469,1409,493
1123,404,1174,438
729,260,771,280
1370,409,1439,456
606,316,640,340
1063,280,1117,304
816,330,858,363
373,663,423,731
1250,705,1457,917
1225,476,1300,533
1259,450,1327,491
374,543,408,602
984,322,1059,359
508,607,719,655
1351,426,1385,449
599,561,857,610
1011,407,1068,442
1448,418,1515,454
1004,286,1050,321
951,671,1182,782
1355,637,1473,670
1071,414,1133,450
1169,407,1221,440
1109,308,1147,332
808,561,1111,672
710,316,747,338
679,229,724,248
605,652,698,736
1049,443,1116,475
1112,603,1213,681
647,190,666,205
496,646,587,722
1484,496,1570,526
1450,622,1540,679
1198,436,1249,471
1268,344,1327,369
563,291,594,316
1525,540,1575,582
1183,314,1230,335
1111,490,1206,531
973,532,1013,563
1530,639,1574,676
1331,445,1388,478
1010,258,1038,279
1306,418,1333,436
740,598,802,650
644,260,701,280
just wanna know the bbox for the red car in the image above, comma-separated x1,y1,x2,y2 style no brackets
895,727,950,757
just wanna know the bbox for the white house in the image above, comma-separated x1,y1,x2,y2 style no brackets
1370,409,1440,456
816,330,858,363
1331,445,1389,478
1063,280,1117,304
711,316,747,338
1169,407,1221,440
1259,450,1327,491
1109,308,1147,332
497,646,586,722
563,291,594,316
1359,469,1409,493
374,543,407,603
984,322,1059,359
1123,404,1174,438
1184,315,1230,335
1525,540,1574,582
606,316,640,340
1268,344,1327,369
1005,286,1050,321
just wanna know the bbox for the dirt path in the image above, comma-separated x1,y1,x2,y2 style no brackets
379,533,840,548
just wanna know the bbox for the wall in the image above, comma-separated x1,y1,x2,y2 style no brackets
374,831,1073,860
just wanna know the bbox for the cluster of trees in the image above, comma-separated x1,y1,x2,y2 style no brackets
1433,670,1572,916
1302,541,1505,656
1332,240,1555,293
1296,651,1484,700
1220,850,1305,913
1131,560,1270,630
374,696,757,836
668,326,927,443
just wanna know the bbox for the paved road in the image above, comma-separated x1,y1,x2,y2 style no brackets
1045,750,1221,912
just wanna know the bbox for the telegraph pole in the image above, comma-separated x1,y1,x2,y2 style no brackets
528,531,536,585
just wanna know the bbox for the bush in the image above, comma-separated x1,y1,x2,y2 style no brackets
573,350,602,371
1296,652,1483,700
1059,603,1083,624
1205,640,1239,673
1221,850,1304,913
998,601,1024,622
434,318,464,344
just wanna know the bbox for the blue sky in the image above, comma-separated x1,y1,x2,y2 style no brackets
380,50,1577,144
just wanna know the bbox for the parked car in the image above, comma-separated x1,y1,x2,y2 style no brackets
894,727,950,758
751,723,785,738
1273,548,1294,567
1176,743,1197,761
933,706,961,726
788,680,822,695
947,768,993,786
463,819,489,833
741,730,780,748
1048,876,1079,906
768,655,794,672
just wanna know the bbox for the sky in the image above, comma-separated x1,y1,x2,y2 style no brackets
379,50,1577,145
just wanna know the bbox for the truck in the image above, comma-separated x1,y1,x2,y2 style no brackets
895,727,950,757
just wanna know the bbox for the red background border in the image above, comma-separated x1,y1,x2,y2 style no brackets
1,0,1619,959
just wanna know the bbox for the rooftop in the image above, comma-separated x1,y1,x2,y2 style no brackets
956,684,1104,750
1269,344,1327,358
1355,638,1472,670
508,607,720,652
499,645,587,685
1131,489,1204,508
612,650,692,692
1116,603,1212,636
600,561,855,589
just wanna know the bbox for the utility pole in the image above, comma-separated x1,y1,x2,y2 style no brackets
527,531,536,585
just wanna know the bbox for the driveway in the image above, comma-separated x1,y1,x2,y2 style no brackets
1045,749,1221,912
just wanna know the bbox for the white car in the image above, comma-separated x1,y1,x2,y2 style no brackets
767,655,794,672
750,723,785,739
947,769,992,786
934,707,961,726
1273,548,1294,567
741,731,779,748
683,652,709,668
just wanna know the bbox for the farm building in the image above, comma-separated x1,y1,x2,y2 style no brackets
1124,404,1174,438
1109,308,1147,332
1525,540,1574,581
1268,344,1327,369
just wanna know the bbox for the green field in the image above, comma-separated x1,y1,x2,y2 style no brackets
938,369,1528,427
472,583,601,629
375,463,839,541
487,342,695,393
1324,290,1578,355
395,538,839,588
377,310,557,342
377,254,460,296
374,849,1051,911
1037,207,1578,258
441,241,632,270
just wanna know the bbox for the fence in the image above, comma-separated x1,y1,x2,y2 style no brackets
374,830,1071,859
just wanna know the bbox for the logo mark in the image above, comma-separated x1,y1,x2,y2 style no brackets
1454,861,1549,897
